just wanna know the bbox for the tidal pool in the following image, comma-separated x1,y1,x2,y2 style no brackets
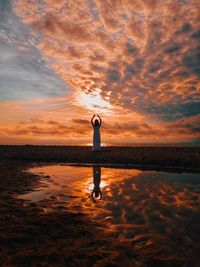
19,164,200,265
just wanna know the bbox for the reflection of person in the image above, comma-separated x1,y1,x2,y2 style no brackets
91,165,102,202
91,114,102,151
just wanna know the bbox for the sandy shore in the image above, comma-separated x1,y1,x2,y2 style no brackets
0,146,199,266
1,160,173,267
0,160,118,267
0,145,200,170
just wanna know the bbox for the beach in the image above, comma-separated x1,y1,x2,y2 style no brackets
0,145,199,170
0,146,200,267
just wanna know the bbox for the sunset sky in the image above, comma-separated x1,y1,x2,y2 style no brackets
0,0,199,145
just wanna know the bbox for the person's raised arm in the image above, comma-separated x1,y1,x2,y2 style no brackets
97,114,102,126
91,114,95,126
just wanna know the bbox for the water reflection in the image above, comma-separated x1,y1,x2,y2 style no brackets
91,166,102,202
18,165,200,265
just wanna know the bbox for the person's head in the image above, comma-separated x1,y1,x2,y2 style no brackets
94,119,99,126
91,188,102,202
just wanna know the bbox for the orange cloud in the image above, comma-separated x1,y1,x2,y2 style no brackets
0,0,199,144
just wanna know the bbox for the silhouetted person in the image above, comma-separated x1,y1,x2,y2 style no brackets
91,114,102,151
91,165,102,202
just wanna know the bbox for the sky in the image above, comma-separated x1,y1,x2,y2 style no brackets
0,0,200,145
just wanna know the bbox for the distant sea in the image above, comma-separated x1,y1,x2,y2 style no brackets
1,143,199,147
113,143,200,147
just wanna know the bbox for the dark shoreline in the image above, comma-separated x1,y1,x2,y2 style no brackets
0,145,200,170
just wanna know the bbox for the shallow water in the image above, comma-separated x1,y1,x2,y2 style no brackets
18,164,200,264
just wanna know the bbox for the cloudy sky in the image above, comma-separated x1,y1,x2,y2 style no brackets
0,0,199,145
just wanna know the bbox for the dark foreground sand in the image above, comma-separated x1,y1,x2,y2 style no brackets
0,160,124,267
0,145,200,169
0,146,200,266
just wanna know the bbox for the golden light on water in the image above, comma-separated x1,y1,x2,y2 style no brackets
85,180,109,193
86,143,108,147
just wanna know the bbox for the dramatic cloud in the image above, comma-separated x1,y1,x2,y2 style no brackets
0,0,199,144
0,0,68,100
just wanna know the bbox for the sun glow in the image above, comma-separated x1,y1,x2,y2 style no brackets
85,180,109,193
78,89,112,112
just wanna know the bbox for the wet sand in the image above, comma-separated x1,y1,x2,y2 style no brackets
0,160,114,267
1,160,164,267
0,146,200,266
0,145,200,169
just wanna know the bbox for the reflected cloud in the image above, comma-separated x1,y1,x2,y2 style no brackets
18,165,200,264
